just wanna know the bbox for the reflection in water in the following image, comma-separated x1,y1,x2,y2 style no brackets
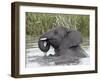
26,36,90,68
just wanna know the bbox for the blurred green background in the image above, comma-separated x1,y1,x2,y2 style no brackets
26,12,89,39
25,12,90,48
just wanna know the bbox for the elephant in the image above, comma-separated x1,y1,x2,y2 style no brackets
38,27,87,58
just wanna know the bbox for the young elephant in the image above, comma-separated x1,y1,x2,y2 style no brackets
38,27,87,58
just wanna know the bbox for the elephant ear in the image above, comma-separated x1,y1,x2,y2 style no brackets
60,30,83,49
38,39,50,52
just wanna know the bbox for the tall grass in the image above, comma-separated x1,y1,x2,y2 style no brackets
26,12,89,39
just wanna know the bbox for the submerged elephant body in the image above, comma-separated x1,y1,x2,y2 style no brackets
38,27,87,58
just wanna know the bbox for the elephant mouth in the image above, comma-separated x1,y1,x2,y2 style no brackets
43,41,47,47
39,37,59,50
40,38,48,47
38,37,50,52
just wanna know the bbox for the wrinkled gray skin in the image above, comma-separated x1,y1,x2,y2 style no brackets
38,27,87,58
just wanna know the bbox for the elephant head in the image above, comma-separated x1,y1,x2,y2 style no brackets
38,27,83,54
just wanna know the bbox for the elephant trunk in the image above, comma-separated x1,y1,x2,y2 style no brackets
38,38,50,52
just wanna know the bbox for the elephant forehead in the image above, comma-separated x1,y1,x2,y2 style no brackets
54,29,66,38
57,30,66,36
40,31,53,38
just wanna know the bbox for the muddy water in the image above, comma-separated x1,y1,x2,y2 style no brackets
25,36,90,68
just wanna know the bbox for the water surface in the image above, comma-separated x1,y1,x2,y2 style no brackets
26,36,90,68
